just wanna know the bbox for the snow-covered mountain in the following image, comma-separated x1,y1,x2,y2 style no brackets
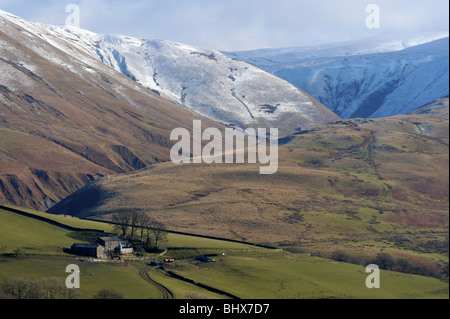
0,10,339,134
225,33,449,119
1,9,225,210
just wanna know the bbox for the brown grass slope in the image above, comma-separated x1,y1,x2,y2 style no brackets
0,15,221,210
49,98,449,273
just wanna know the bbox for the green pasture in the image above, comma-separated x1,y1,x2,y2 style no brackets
0,208,92,255
0,256,161,299
1,205,257,250
169,254,449,299
0,206,448,299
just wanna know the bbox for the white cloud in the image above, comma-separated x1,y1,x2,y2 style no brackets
0,0,448,51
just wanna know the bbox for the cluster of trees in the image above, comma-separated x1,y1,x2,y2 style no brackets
0,278,128,300
331,250,446,279
112,211,168,249
0,277,81,300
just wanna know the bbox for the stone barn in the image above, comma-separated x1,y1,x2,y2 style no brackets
97,236,132,254
70,244,105,259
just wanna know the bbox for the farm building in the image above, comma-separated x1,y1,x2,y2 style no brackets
68,236,133,259
97,236,133,255
70,244,105,259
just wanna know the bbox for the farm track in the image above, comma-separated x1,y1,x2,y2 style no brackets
139,267,175,299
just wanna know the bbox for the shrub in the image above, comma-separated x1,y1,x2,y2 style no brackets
331,250,350,262
94,289,126,299
394,258,412,273
375,253,395,270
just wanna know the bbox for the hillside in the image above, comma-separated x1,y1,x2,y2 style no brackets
0,10,221,211
0,10,340,135
49,98,449,275
226,34,449,119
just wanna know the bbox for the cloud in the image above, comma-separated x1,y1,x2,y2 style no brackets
0,0,448,51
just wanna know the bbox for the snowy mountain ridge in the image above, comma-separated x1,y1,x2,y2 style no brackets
225,33,449,119
225,32,449,66
0,10,339,134
2,9,447,122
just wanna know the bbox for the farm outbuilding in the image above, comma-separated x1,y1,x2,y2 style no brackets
70,244,105,259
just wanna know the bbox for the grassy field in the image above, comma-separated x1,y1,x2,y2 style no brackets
0,206,448,299
1,205,114,232
0,207,94,256
0,256,162,299
164,253,448,299
0,205,253,250
146,265,229,299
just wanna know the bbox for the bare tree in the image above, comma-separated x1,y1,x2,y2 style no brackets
0,278,81,299
129,211,141,240
137,212,151,242
1,278,30,299
38,277,65,299
144,224,153,248
112,211,131,238
148,220,168,249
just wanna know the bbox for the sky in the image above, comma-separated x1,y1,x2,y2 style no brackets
0,0,448,51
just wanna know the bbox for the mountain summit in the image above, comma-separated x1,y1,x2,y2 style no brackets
0,10,339,135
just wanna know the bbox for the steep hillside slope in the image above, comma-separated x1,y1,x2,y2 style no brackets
0,10,220,210
7,14,340,135
49,99,449,272
226,35,449,119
